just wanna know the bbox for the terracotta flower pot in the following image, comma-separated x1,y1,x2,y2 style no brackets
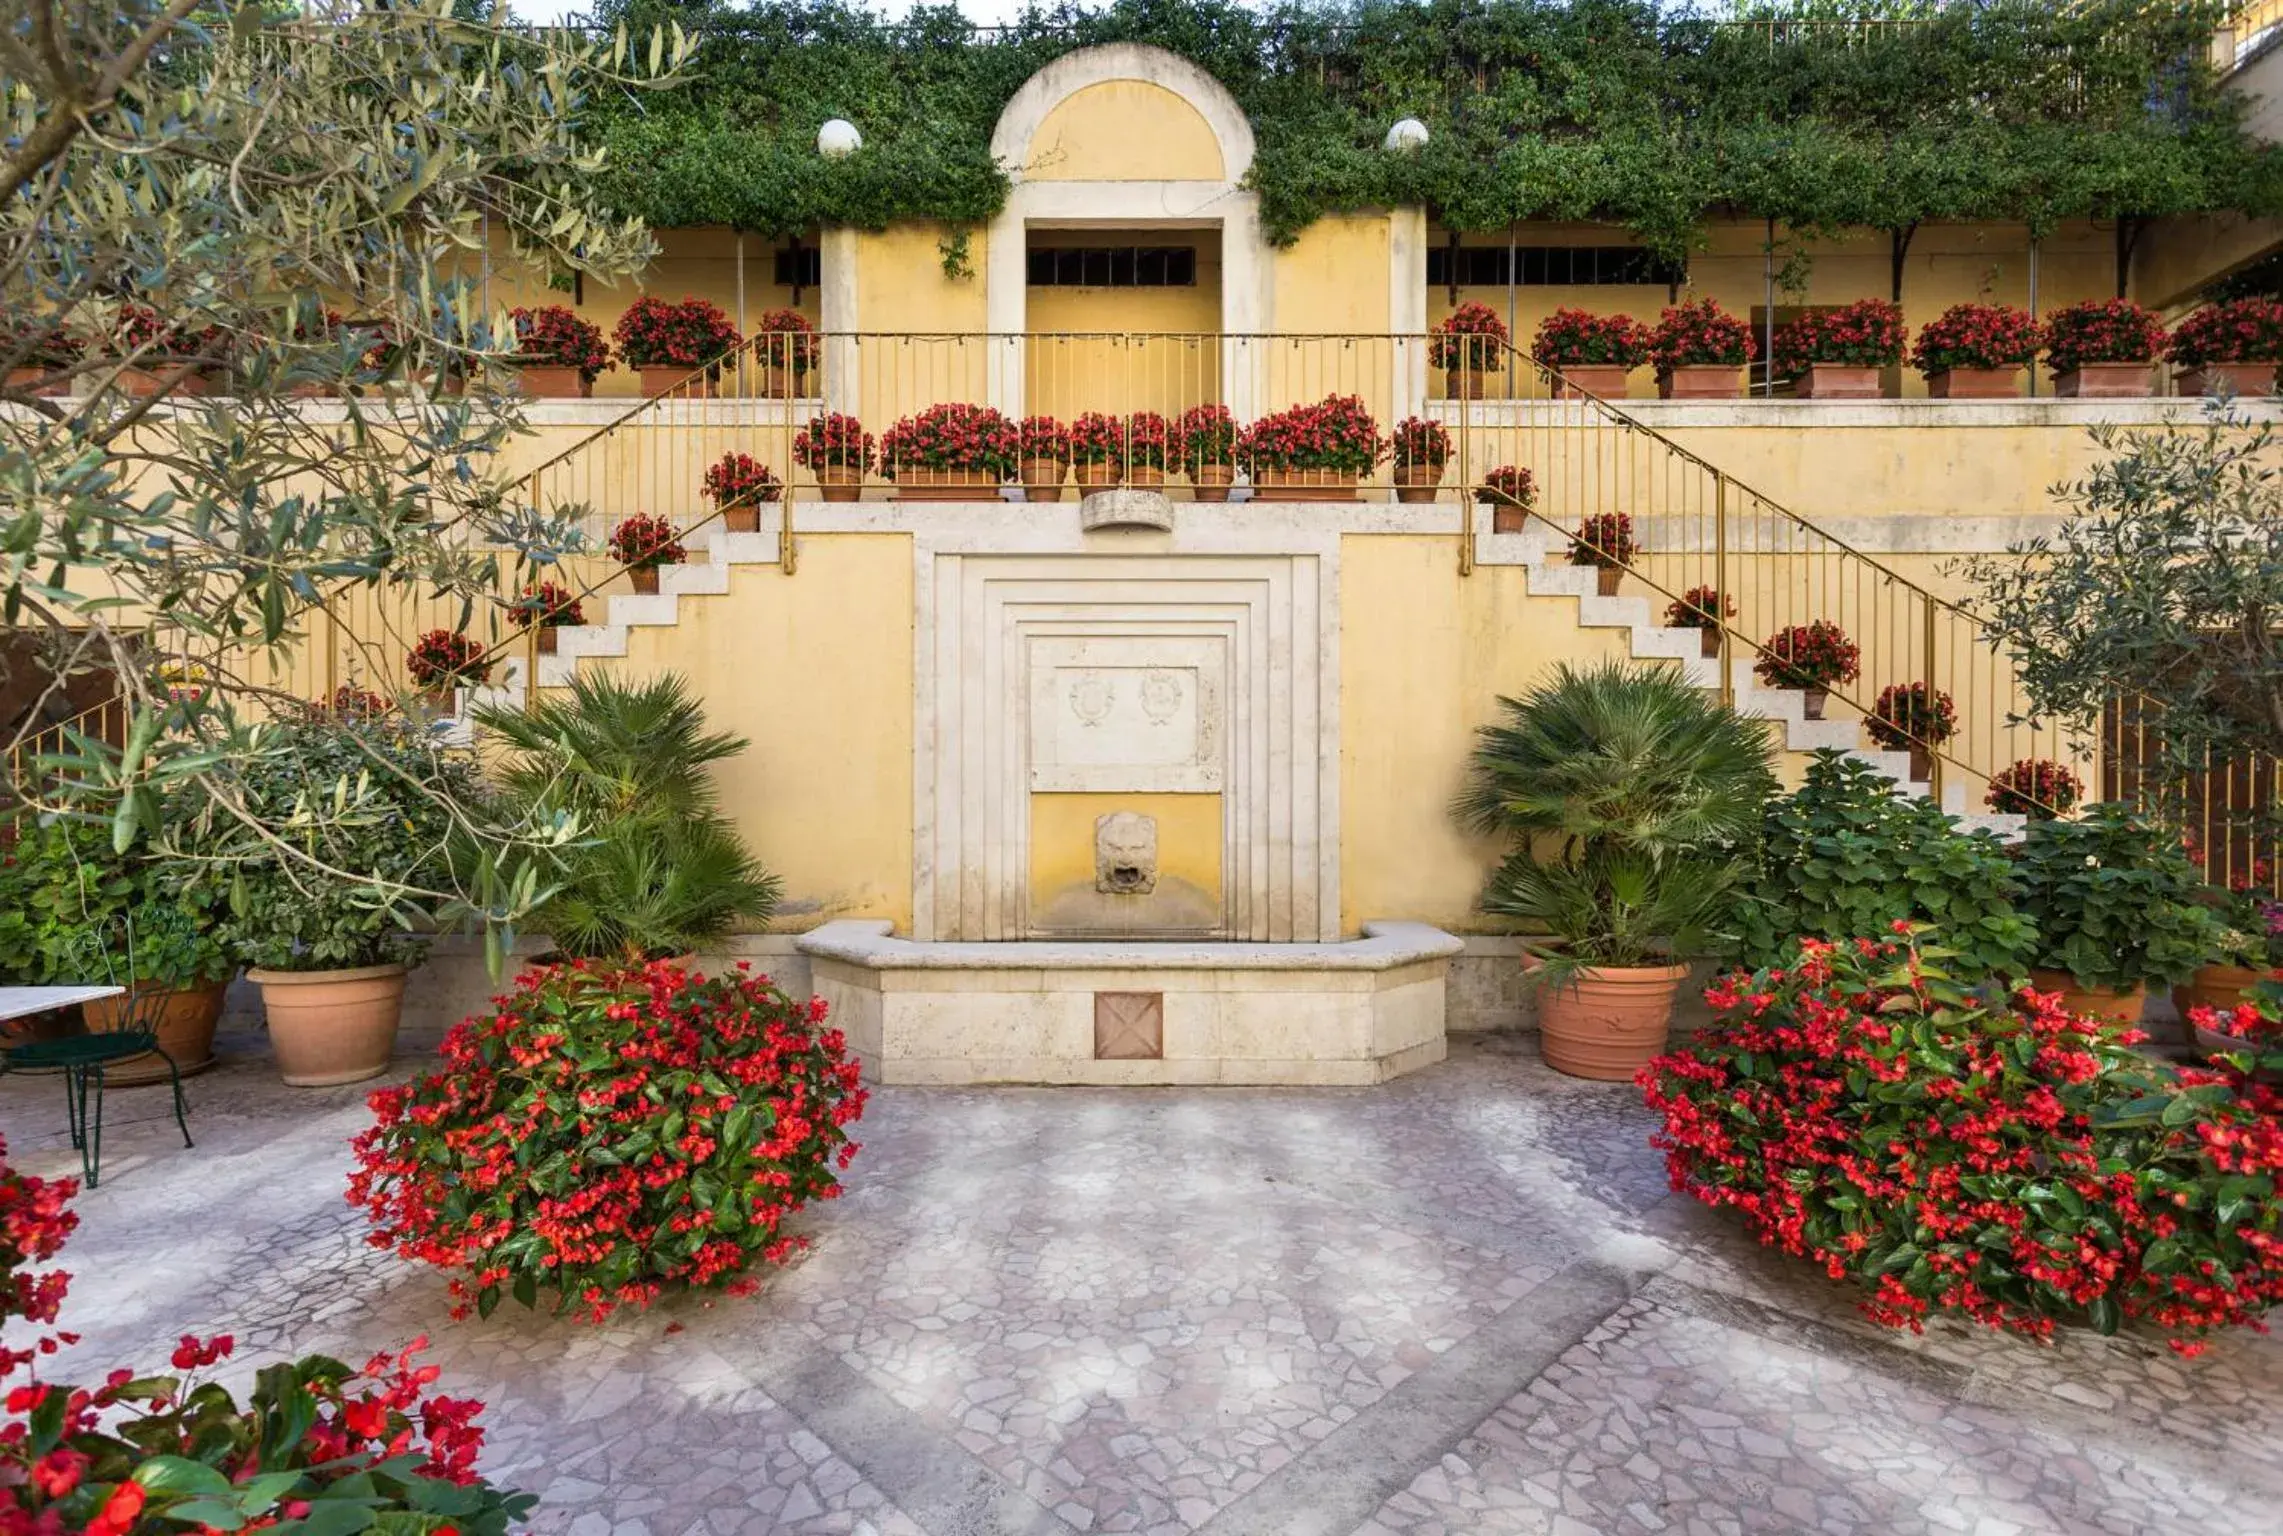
248,963,407,1086
1392,462,1445,504
5,366,68,397
1908,744,1934,781
1189,463,1234,503
1445,367,1488,401
516,365,591,398
1926,367,2020,399
2027,967,2146,1026
1254,468,1360,502
1801,686,1829,720
1126,464,1169,490
81,981,229,1084
1794,364,1884,399
2179,362,2275,397
1595,566,1623,597
1487,499,1528,534
2051,363,2150,398
815,463,863,502
628,565,662,595
894,467,1000,502
1534,959,1692,1081
1021,457,1067,502
638,367,710,399
1696,627,1722,658
1550,364,1631,399
760,364,810,400
721,502,760,533
535,626,559,655
1072,461,1122,491
1658,365,1741,399
2181,961,2262,1018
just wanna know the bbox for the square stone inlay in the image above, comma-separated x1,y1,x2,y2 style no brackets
1093,991,1163,1059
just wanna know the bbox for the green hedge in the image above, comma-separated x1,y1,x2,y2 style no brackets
580,0,2281,255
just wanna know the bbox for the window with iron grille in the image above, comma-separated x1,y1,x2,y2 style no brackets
774,247,822,287
1027,247,1199,287
1427,246,1681,287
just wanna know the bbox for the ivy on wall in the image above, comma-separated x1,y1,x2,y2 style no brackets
582,0,2282,257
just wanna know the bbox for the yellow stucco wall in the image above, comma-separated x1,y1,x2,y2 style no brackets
1028,791,1224,931
1024,230,1224,419
1024,80,1223,182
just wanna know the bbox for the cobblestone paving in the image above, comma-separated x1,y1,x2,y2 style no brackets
5,1029,2279,1536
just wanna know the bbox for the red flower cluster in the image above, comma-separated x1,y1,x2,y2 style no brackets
1773,299,1906,375
1531,308,1652,369
347,960,867,1324
755,308,819,374
1865,681,1957,750
511,305,611,380
1238,395,1384,474
702,451,782,508
1481,463,1535,508
2039,299,2165,374
1664,585,1734,630
1754,620,1859,691
607,513,685,570
309,684,391,720
1123,411,1174,472
1650,297,1756,373
3,1134,529,1532
1176,403,1238,470
1986,757,2083,819
405,629,490,689
109,302,220,360
1018,414,1070,462
793,412,876,473
611,296,741,371
1429,302,1510,370
1567,512,1637,569
880,402,1020,479
1909,303,2040,376
2167,298,2283,367
510,580,585,630
1642,929,2283,1354
1391,416,1450,469
1067,411,1126,468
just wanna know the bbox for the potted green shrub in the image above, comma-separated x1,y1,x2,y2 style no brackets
1457,661,1777,1079
7,814,235,1081
220,710,469,1085
2011,802,2221,1023
474,672,780,967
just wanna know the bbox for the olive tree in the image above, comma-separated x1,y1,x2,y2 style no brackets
0,0,691,951
1966,401,2283,802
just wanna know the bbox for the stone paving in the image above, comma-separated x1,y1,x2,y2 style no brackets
5,1028,2280,1536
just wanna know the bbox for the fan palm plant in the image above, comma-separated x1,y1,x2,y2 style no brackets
473,671,779,964
1456,661,1777,977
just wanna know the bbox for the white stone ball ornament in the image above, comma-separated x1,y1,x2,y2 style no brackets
818,119,863,159
1384,117,1430,154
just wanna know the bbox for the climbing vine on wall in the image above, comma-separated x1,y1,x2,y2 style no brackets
581,0,2280,253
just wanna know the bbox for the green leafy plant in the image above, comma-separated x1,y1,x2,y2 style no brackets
0,814,231,989
1729,751,2036,977
1644,926,2283,1357
2011,802,2222,991
348,960,866,1324
1455,661,1776,976
473,672,780,963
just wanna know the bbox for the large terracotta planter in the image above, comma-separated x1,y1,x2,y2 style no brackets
2178,362,2275,397
638,367,710,399
1189,463,1234,503
1794,364,1884,399
2051,363,2151,398
1926,367,2020,399
1534,958,1692,1081
2027,967,2146,1026
2172,962,2265,1044
1550,364,1631,399
82,981,229,1084
516,365,591,398
1445,367,1488,401
1393,462,1444,504
1253,468,1360,502
893,467,1001,502
1072,461,1121,491
1021,457,1067,502
815,463,863,502
1658,365,1741,400
248,963,407,1086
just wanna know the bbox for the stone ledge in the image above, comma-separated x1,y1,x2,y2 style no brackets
794,919,1465,971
